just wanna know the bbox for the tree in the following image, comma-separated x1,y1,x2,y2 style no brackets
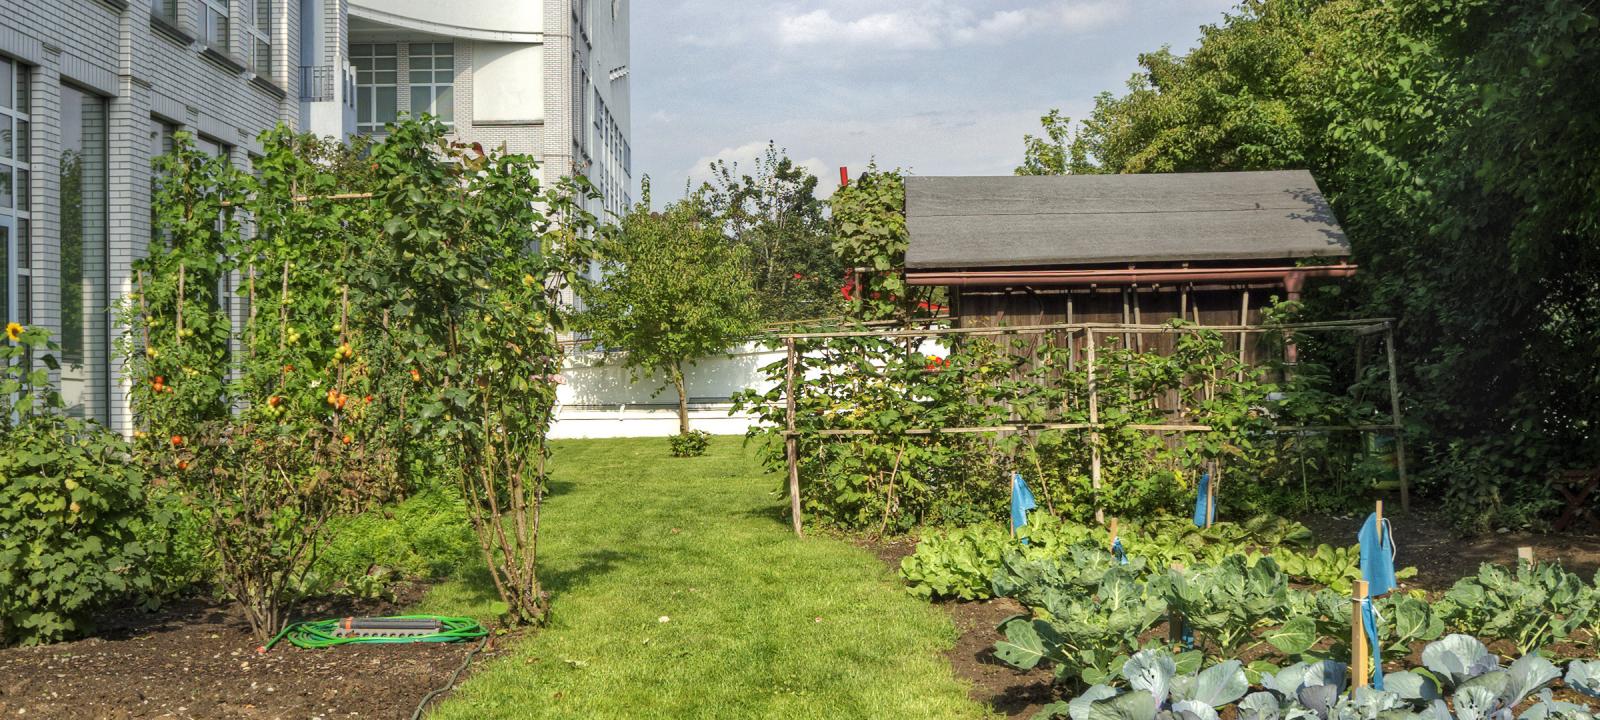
697,142,841,323
581,199,759,443
1015,0,1600,530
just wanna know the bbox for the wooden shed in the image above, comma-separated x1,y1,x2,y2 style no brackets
903,170,1354,361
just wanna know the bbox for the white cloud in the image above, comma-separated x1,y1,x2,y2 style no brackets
776,1,1129,50
682,141,839,198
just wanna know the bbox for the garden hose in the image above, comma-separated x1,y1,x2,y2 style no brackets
259,615,488,652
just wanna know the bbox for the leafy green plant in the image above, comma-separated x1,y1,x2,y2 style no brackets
1273,543,1418,594
900,514,1097,601
1162,556,1312,659
994,569,1169,686
1437,562,1592,656
669,430,711,458
1044,637,1585,720
0,326,166,645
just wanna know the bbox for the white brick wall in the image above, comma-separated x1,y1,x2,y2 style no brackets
1,0,301,433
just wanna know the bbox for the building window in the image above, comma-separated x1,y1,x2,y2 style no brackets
1,58,31,329
246,0,271,75
59,85,109,423
201,0,230,52
407,43,453,126
351,44,397,134
150,0,177,24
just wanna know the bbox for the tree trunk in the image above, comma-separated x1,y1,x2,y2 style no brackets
672,362,690,435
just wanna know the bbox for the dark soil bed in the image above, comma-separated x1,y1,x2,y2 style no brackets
0,586,501,720
866,507,1600,718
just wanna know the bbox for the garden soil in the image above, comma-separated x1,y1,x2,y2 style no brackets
0,586,501,719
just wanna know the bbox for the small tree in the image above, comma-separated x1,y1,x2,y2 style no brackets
582,199,759,448
127,130,398,642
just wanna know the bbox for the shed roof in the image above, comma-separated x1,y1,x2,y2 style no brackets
903,170,1349,270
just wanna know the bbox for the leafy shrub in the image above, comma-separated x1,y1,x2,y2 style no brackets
316,485,477,584
669,430,711,458
0,327,166,645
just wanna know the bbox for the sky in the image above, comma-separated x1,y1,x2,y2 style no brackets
631,0,1243,202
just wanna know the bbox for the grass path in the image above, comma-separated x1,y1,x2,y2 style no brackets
419,436,992,719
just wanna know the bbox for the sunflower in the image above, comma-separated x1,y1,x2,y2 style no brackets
5,322,23,342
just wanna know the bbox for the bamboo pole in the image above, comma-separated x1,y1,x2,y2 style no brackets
1206,461,1217,529
780,422,1396,438
1238,289,1250,380
1087,327,1103,524
785,338,803,538
174,264,186,347
774,318,1397,340
1384,324,1411,512
1352,579,1371,688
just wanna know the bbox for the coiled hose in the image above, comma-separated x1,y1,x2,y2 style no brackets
260,615,488,652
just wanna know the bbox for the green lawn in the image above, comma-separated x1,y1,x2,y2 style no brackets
416,436,993,719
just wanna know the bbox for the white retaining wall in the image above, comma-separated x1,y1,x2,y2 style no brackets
549,339,950,439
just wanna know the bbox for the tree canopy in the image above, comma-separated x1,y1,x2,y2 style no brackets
1017,0,1600,529
581,199,760,437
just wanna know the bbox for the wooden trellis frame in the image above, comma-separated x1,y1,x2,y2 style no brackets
775,318,1411,536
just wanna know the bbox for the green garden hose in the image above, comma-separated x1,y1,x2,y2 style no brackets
259,615,488,652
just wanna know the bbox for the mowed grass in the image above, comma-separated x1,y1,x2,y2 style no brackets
419,436,993,720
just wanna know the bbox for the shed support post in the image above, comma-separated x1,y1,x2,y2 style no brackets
1384,324,1410,512
785,338,804,537
1087,328,1103,524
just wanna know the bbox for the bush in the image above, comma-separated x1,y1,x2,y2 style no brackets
669,430,711,458
316,485,477,584
0,326,166,646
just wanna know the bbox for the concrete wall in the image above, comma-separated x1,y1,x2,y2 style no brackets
548,338,952,439
550,342,781,439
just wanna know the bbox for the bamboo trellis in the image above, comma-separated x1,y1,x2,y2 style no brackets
774,318,1411,536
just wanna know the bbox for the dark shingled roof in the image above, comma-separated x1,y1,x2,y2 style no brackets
903,170,1349,270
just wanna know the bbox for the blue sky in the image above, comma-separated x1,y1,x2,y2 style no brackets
631,0,1243,202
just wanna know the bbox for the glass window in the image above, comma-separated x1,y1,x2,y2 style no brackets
0,59,27,332
150,0,177,23
351,44,398,134
59,85,109,422
246,0,271,74
202,0,230,52
407,43,453,126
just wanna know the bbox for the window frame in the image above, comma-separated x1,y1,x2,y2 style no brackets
200,0,231,53
0,58,31,326
245,0,272,75
351,43,399,135
406,42,454,127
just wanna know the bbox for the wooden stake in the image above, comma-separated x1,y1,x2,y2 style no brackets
1168,561,1186,646
1376,500,1384,547
1384,325,1411,512
1517,546,1535,565
784,338,803,538
1238,289,1250,379
1352,579,1370,688
1109,517,1119,550
175,264,186,347
1086,328,1103,524
1205,462,1217,528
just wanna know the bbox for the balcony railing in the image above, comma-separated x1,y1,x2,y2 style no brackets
299,65,334,102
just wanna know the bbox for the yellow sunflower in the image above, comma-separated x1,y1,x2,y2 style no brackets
5,322,23,342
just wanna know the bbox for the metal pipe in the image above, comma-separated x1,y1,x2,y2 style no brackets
905,264,1358,287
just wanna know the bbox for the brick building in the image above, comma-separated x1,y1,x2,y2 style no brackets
0,0,631,433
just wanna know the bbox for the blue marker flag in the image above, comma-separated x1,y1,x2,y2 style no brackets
1010,473,1036,539
1358,512,1397,597
1362,599,1385,690
1358,510,1397,688
1111,537,1128,566
1192,472,1213,528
